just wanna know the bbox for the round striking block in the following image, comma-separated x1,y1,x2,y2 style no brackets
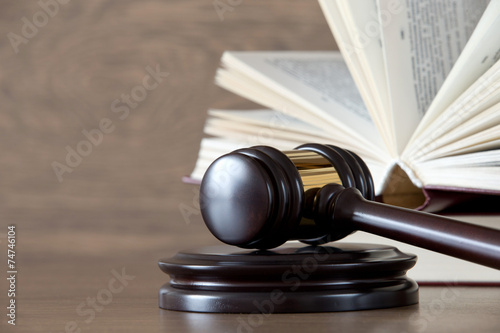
158,242,419,313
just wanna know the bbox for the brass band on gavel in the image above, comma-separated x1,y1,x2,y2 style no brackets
283,150,341,191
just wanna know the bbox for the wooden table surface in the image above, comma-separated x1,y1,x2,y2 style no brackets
0,1,499,332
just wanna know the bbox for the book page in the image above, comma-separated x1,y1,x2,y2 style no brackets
410,102,500,161
217,51,389,158
215,67,361,145
379,0,488,153
206,109,385,162
319,0,397,156
410,0,500,140
264,55,369,121
403,58,500,164
414,150,500,191
422,125,500,161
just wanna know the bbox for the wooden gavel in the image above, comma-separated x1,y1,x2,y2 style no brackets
199,144,500,270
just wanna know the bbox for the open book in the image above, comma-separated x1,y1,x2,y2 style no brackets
191,0,500,211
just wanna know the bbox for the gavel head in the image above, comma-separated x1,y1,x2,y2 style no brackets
199,144,375,249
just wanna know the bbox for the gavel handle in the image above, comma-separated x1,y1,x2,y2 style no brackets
334,188,500,270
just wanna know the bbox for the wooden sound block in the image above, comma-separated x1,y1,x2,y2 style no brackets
158,242,418,313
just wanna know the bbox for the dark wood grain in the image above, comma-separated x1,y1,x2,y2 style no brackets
0,1,498,332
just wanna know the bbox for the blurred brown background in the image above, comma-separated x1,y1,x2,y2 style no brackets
0,1,335,331
0,0,334,232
